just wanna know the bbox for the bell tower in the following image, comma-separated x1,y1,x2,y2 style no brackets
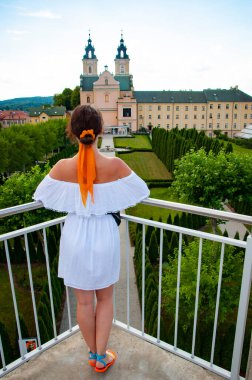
82,33,98,76
114,33,130,75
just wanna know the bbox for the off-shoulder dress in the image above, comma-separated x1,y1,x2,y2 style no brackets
33,171,150,291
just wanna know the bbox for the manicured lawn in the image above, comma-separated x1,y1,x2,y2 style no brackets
114,135,152,149
231,143,252,155
117,152,172,180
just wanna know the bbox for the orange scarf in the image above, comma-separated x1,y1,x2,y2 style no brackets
77,130,96,205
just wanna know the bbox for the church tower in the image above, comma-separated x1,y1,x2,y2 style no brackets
114,34,130,75
82,34,98,76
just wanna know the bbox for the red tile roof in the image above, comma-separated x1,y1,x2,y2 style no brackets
0,110,29,121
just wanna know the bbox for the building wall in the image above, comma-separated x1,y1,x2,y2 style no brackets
137,101,252,137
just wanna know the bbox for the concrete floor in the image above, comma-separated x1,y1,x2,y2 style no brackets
3,326,225,380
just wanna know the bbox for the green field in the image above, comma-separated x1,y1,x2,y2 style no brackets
117,152,172,180
231,143,252,155
114,135,152,149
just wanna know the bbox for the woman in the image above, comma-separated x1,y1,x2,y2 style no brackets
33,105,150,373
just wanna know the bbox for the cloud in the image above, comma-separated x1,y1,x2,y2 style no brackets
19,9,61,19
7,30,30,35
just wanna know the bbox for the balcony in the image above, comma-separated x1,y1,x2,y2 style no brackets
0,199,252,380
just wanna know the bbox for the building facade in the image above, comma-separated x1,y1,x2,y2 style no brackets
0,110,29,127
80,35,252,137
29,106,66,124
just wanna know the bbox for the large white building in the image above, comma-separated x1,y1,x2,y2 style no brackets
80,34,252,137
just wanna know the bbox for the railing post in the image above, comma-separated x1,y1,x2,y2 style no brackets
231,236,252,380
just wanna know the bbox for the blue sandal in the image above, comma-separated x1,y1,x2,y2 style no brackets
88,351,97,367
95,349,116,373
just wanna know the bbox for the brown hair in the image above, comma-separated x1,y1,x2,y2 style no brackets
67,105,103,145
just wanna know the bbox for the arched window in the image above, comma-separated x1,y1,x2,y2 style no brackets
105,79,108,85
88,51,92,58
105,94,109,103
120,51,124,58
88,66,92,73
87,96,90,103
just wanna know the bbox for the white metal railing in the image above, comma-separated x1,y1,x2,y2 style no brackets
0,199,251,379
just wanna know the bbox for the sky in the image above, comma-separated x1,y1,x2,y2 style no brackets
1,0,252,101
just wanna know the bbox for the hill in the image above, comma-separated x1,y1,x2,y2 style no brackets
0,96,53,111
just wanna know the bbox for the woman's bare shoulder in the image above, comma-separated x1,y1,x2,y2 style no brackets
111,157,132,178
49,158,75,180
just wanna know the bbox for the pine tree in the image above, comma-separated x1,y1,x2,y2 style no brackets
13,236,26,264
162,232,170,263
243,231,249,241
36,238,45,263
167,232,179,261
28,233,37,263
223,229,229,237
38,316,50,344
145,218,154,247
37,303,54,339
234,231,240,240
148,230,159,264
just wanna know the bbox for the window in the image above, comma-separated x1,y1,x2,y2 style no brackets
210,104,213,109
244,114,247,119
105,95,109,103
234,104,238,109
149,115,152,119
226,114,229,119
176,106,179,111
87,96,90,103
194,106,197,111
149,105,152,111
244,123,247,127
176,115,179,119
209,113,212,119
202,114,205,119
185,114,188,119
209,132,212,137
245,104,248,110
233,123,237,128
123,108,131,117
250,105,252,110
217,123,220,128
201,124,204,128
217,113,220,119
158,105,161,111
226,104,229,109
158,124,161,128
158,115,161,119
176,124,179,128
224,123,228,128
167,124,170,129
167,115,170,119
185,106,188,111
209,123,212,128
193,124,196,128
202,106,205,111
167,106,170,111
250,114,252,119
194,114,197,119
185,124,188,128
218,104,221,109
88,66,92,73
234,114,237,119
139,115,143,119
105,79,108,85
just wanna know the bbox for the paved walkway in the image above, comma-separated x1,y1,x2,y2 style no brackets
219,204,249,239
60,134,141,333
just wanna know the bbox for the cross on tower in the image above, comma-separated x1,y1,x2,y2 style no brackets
120,29,123,38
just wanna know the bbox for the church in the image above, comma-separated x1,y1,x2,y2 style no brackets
80,34,252,137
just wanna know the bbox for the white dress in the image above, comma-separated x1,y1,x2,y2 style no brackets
33,171,150,290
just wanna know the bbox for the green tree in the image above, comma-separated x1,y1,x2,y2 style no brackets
0,321,15,365
148,230,159,264
71,86,80,109
171,149,252,232
54,88,73,110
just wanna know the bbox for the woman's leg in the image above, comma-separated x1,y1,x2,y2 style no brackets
95,285,114,368
74,289,96,354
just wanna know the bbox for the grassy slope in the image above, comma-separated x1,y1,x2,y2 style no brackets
114,135,152,149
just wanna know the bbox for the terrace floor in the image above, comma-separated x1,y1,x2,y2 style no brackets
3,326,224,380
